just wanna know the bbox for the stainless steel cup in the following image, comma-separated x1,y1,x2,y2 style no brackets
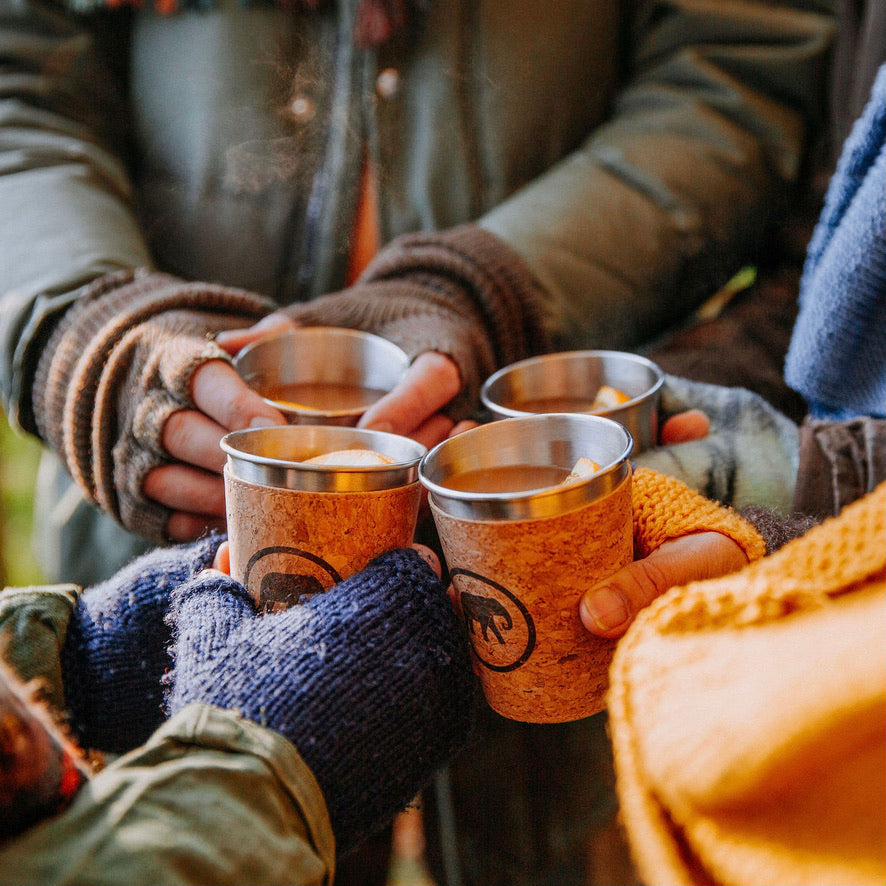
481,350,664,452
222,425,426,611
234,327,410,426
419,414,634,722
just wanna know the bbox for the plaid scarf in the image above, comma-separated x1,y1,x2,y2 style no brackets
65,0,425,48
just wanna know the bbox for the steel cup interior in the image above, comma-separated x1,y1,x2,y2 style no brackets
222,425,426,492
419,413,633,520
234,327,410,425
480,350,663,452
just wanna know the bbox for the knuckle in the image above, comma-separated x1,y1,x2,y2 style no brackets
161,409,208,461
416,351,461,393
224,383,278,430
161,408,189,446
628,556,673,608
142,463,171,501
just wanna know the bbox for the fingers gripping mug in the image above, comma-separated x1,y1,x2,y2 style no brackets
419,414,634,722
222,426,426,612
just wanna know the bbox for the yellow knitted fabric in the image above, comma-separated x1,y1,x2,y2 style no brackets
608,483,886,886
632,467,766,562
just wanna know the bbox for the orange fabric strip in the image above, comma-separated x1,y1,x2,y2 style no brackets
347,155,381,285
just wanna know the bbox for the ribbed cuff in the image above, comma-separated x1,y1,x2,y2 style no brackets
32,270,272,533
632,467,766,561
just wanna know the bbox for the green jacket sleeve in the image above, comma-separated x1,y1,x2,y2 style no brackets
0,586,336,886
0,584,80,712
480,0,835,351
0,2,152,432
0,704,337,886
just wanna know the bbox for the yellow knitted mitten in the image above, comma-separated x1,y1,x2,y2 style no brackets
609,483,886,886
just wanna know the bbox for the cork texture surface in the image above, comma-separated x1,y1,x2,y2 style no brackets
433,472,633,722
225,467,421,611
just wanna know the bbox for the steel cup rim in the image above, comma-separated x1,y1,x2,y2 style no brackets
233,327,410,422
418,413,634,520
222,425,427,492
480,349,664,417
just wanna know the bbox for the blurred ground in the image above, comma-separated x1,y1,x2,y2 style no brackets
387,808,436,886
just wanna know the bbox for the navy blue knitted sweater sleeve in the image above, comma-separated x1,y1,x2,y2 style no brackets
167,547,478,855
60,534,223,754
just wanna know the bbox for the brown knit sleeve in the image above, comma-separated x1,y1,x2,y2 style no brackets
32,269,272,540
631,467,766,563
286,224,552,420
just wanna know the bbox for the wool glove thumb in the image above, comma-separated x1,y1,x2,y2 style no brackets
60,534,223,754
167,548,478,855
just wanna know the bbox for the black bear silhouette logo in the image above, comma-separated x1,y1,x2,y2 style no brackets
461,592,513,644
244,545,342,613
451,568,535,672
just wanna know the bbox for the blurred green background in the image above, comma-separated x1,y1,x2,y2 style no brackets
1,411,44,587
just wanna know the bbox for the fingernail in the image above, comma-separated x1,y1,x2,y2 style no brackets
582,587,629,632
213,330,234,344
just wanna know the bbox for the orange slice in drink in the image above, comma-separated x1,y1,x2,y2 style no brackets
564,456,602,483
590,385,631,411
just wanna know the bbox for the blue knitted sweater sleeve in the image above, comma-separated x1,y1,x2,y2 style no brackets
785,63,886,420
59,534,222,754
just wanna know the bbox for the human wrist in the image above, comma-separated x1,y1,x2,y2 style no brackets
31,270,271,538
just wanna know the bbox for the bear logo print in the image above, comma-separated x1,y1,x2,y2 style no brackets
451,568,535,672
245,545,343,613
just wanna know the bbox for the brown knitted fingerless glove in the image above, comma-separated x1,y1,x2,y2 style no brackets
31,269,272,541
631,467,766,562
284,224,552,420
793,416,886,518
